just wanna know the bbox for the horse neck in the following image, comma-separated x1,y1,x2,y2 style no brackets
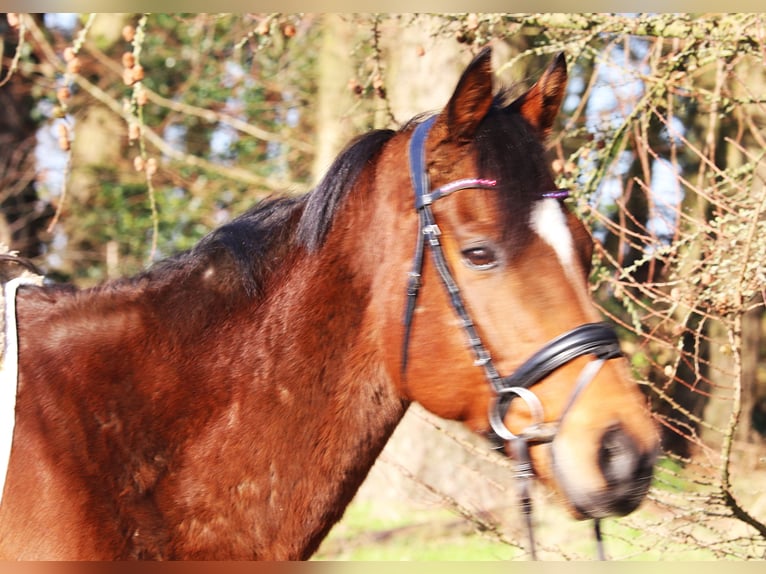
15,245,408,559
232,246,409,557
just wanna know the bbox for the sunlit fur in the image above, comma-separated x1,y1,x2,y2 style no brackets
0,48,658,559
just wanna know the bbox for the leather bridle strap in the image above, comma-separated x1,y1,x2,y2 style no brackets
402,116,623,426
403,115,622,560
505,358,609,560
401,115,498,376
488,323,622,447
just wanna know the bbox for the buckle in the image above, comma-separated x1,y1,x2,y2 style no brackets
406,272,421,296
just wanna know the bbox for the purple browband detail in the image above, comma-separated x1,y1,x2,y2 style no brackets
542,189,570,199
439,178,497,194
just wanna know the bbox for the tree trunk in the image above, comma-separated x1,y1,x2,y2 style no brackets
0,14,50,257
310,14,365,185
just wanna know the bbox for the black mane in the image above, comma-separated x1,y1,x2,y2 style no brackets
296,129,396,251
145,128,396,297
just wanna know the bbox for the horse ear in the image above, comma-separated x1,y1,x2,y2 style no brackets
436,46,494,143
510,53,568,138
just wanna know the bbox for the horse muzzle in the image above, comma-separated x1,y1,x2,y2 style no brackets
552,422,658,519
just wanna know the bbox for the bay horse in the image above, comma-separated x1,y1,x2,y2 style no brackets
0,47,658,560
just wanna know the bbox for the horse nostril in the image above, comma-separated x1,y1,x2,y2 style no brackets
598,424,643,487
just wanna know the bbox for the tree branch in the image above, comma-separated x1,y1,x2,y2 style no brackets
24,15,308,195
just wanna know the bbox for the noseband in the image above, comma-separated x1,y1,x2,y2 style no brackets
402,115,623,559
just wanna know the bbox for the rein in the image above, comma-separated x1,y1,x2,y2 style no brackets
402,115,622,560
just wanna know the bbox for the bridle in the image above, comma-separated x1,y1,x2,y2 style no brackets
401,115,623,560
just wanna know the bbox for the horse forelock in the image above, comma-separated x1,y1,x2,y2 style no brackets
399,93,559,255
474,96,559,252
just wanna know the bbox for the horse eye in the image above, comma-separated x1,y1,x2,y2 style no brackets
461,245,498,270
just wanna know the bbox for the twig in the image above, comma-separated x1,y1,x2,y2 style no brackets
0,13,27,87
378,453,527,554
719,319,766,540
23,15,307,194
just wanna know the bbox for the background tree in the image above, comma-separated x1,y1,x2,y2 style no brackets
0,13,51,257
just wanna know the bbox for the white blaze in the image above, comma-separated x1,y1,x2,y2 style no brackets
529,198,594,312
530,198,575,271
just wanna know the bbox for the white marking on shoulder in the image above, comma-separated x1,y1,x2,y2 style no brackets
0,275,43,506
530,198,575,271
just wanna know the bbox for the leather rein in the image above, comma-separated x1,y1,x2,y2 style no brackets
401,115,623,559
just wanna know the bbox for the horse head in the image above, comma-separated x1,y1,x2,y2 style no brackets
371,47,659,522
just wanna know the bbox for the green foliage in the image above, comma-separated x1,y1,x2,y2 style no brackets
23,13,321,283
66,169,207,281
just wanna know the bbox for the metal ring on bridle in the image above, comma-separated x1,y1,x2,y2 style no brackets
488,387,544,441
